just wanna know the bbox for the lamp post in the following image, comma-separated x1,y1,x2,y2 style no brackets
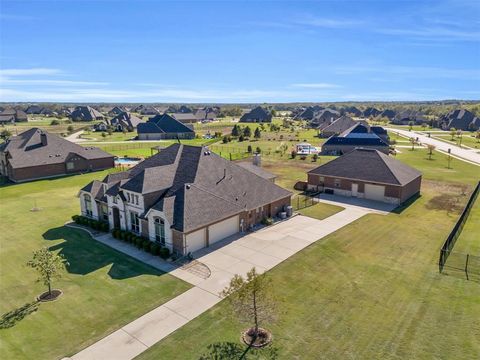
447,148,452,169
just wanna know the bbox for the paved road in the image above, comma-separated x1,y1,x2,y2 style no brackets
71,206,382,360
387,127,480,165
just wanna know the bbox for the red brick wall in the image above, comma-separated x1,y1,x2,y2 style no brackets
400,176,422,203
172,229,185,254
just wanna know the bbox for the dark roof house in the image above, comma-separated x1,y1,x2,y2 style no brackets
318,115,363,137
392,110,427,125
107,112,143,131
363,107,381,118
79,144,291,255
380,109,396,120
310,108,340,126
321,123,390,155
137,113,195,140
70,106,105,121
307,148,421,205
172,113,198,123
108,106,128,116
240,106,273,123
0,108,28,123
0,128,114,182
343,106,362,117
439,109,480,131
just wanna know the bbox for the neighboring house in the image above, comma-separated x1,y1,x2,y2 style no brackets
78,144,291,255
342,106,362,117
140,106,160,115
310,108,340,127
380,109,396,120
105,112,143,132
178,105,193,113
0,128,114,183
25,105,44,114
240,106,273,123
195,108,217,122
131,104,145,113
307,148,421,205
318,115,362,137
108,106,128,116
294,105,324,120
363,107,381,118
137,113,195,140
0,108,28,123
70,106,105,121
392,110,426,125
439,109,480,131
321,123,390,155
171,113,198,124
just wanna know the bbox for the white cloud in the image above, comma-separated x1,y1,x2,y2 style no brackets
291,83,341,89
0,68,62,76
294,16,363,29
0,79,109,86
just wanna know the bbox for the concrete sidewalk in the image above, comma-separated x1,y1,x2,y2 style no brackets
71,210,379,360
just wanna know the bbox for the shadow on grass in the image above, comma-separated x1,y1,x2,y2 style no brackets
0,302,39,329
43,226,163,280
392,193,422,214
199,341,278,360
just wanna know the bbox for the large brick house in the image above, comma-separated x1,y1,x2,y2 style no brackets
79,144,291,255
0,128,114,183
137,113,195,140
240,106,272,123
307,148,421,205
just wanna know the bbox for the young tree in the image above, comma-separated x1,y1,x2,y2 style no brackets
456,130,463,147
27,248,68,296
421,123,427,131
243,126,252,138
409,137,416,151
427,144,436,160
408,121,414,131
254,127,261,139
247,145,252,153
50,119,60,126
450,127,456,140
222,136,229,144
231,124,240,137
67,125,74,134
238,134,245,142
221,268,276,343
0,129,12,140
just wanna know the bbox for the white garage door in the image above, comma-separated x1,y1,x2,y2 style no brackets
185,228,206,253
364,183,386,202
209,215,240,245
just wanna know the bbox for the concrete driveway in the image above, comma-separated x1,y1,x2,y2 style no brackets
72,208,385,360
316,193,397,214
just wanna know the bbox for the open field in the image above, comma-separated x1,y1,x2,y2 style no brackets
2,121,90,136
136,172,480,359
454,195,480,255
0,172,191,360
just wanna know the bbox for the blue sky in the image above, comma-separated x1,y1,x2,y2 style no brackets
0,0,479,103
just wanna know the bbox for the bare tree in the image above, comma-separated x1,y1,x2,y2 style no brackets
409,137,416,151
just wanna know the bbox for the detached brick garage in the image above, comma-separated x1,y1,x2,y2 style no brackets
307,148,422,205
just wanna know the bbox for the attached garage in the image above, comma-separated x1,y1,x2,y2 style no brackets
364,183,385,202
185,228,206,253
208,215,239,245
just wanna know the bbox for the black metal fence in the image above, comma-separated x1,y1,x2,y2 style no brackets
292,193,320,211
439,181,480,275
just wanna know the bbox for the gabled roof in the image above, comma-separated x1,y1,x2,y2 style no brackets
440,109,480,131
309,148,421,186
240,106,272,122
363,107,381,117
171,113,198,122
236,162,276,180
311,108,340,124
137,113,194,134
93,144,291,232
319,115,357,133
324,123,389,147
1,128,113,169
70,106,104,121
109,112,143,128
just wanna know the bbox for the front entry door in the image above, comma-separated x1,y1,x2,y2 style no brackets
352,183,358,197
112,207,121,229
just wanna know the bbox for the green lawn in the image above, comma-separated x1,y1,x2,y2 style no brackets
454,195,480,255
0,172,191,360
433,134,480,149
135,146,480,360
137,180,480,360
298,202,344,220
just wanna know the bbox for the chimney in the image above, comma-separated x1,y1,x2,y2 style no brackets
40,132,47,146
253,153,261,167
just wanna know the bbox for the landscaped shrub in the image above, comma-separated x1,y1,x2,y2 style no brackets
150,243,161,256
112,229,120,239
135,237,144,249
142,239,151,252
159,247,170,259
261,217,273,226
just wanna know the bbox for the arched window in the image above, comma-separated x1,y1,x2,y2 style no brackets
84,194,92,217
154,218,165,245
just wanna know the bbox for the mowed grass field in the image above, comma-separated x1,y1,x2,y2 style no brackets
136,147,480,359
0,172,191,360
454,195,480,255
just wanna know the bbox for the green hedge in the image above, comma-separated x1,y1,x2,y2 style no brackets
72,215,109,232
109,228,171,259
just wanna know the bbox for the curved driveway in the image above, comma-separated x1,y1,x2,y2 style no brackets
387,128,480,165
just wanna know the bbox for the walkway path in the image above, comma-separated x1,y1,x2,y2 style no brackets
387,127,480,165
70,208,378,360
65,130,86,142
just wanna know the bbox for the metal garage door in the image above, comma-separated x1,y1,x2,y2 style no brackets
364,183,386,202
185,228,206,253
208,215,240,245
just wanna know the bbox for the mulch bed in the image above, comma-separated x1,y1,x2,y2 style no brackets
37,289,63,302
242,327,273,348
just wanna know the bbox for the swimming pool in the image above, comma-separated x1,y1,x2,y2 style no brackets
115,157,142,165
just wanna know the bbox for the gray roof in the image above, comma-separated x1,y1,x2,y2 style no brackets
91,144,291,232
319,115,358,133
109,112,143,129
236,162,276,180
309,148,421,186
137,114,194,134
70,106,104,121
440,109,480,131
240,106,272,122
171,113,198,122
1,128,113,169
